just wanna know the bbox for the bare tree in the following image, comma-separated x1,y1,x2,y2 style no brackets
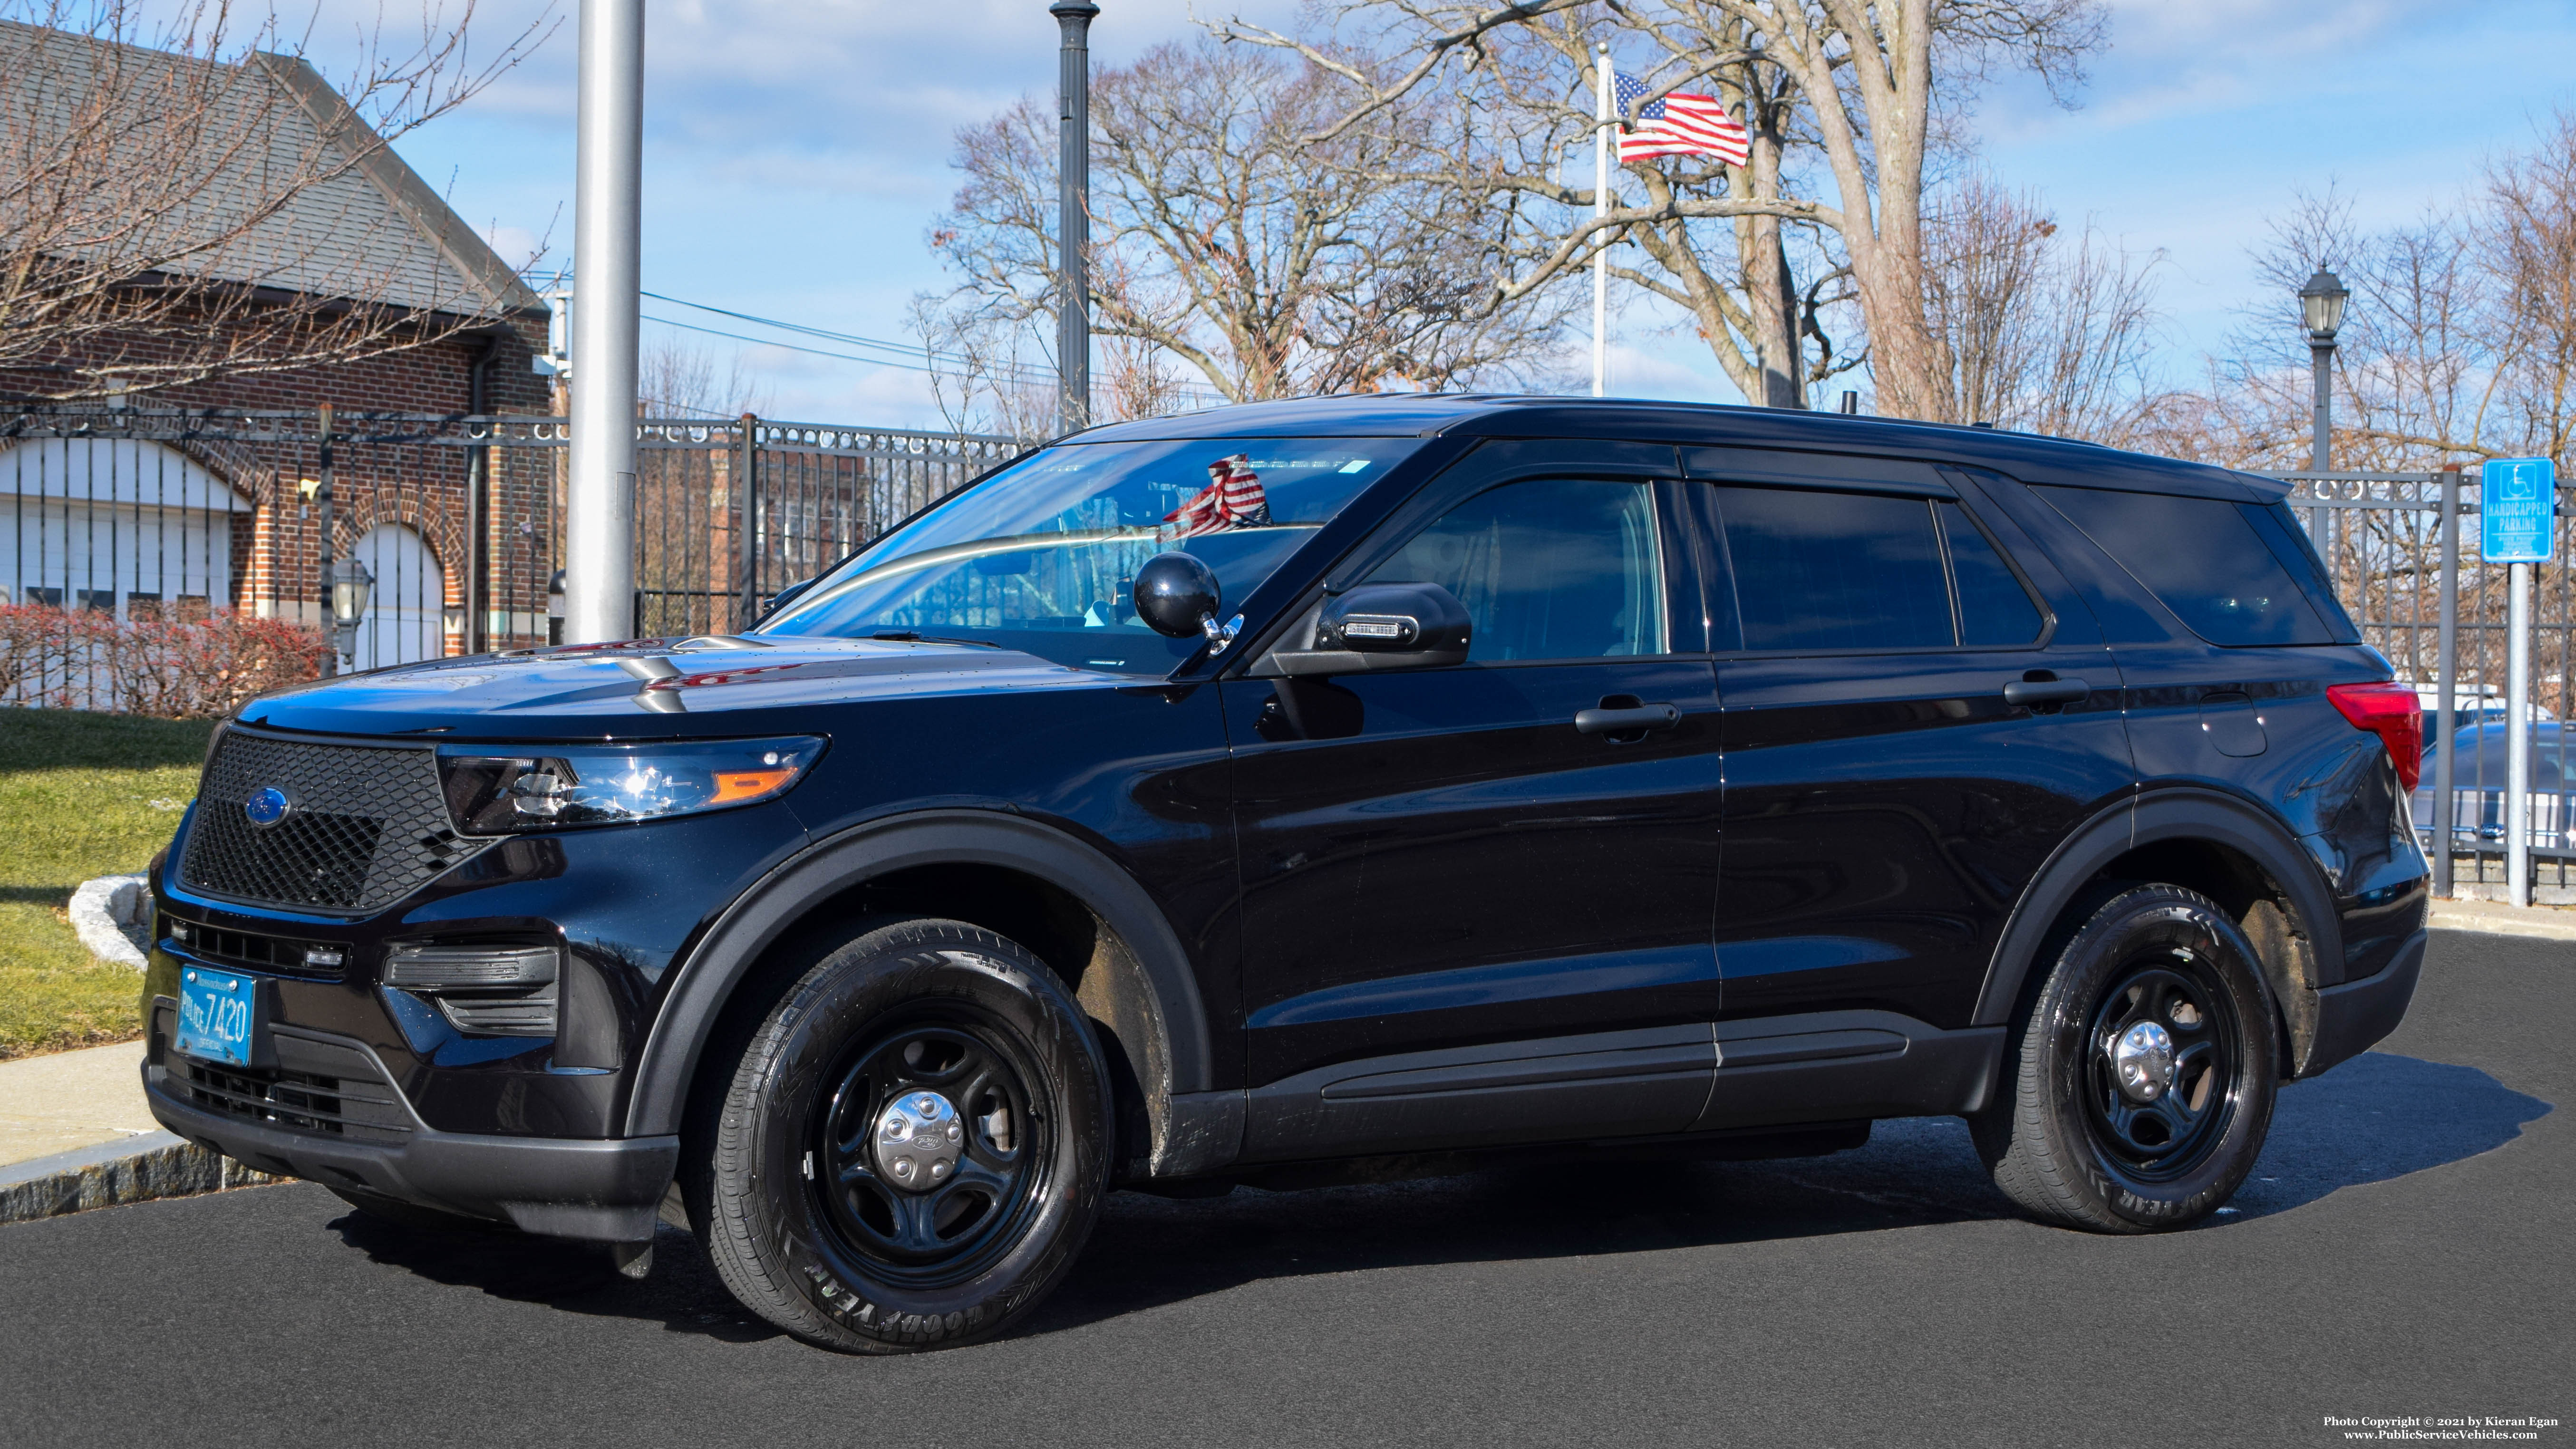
908,295,1064,445
927,38,1573,413
0,0,554,402
1922,171,2166,443
2189,116,2576,476
1215,0,2104,417
639,335,772,419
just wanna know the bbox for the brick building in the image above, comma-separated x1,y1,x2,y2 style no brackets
0,21,554,667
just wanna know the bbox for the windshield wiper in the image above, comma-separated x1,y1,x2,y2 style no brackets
868,630,1004,649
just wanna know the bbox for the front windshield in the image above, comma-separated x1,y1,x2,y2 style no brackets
758,435,1426,672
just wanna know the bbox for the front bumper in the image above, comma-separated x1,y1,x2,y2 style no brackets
144,1058,677,1243
2301,927,2427,1079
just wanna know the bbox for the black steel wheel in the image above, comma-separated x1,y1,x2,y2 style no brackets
2079,958,2247,1182
813,1017,1049,1285
1973,884,2278,1232
688,918,1111,1352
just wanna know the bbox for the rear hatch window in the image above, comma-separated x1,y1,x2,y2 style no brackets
2034,486,2360,646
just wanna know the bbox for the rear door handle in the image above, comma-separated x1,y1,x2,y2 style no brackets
2003,677,2090,706
1575,703,1683,735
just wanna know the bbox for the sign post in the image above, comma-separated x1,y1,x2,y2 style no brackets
2481,457,2558,907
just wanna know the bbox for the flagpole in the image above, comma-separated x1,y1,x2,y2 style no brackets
1593,43,1609,398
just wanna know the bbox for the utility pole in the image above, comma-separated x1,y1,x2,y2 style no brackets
565,0,644,643
1053,0,1097,436
1592,43,1609,399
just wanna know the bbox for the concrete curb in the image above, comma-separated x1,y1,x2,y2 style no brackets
2427,899,2576,943
0,1130,282,1227
68,873,148,969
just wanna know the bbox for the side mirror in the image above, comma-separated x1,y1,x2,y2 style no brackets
1265,582,1472,676
1133,552,1223,640
757,576,816,622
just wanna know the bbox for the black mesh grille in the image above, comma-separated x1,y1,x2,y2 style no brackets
180,731,487,913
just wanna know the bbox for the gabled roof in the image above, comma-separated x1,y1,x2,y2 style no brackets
0,20,544,320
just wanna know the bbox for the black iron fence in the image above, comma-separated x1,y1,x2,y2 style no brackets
2277,466,2576,899
9,406,2567,899
0,406,1019,706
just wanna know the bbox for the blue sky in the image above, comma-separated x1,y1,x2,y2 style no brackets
346,0,2576,425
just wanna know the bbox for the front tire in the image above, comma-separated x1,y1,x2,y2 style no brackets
688,918,1111,1352
1973,885,2278,1233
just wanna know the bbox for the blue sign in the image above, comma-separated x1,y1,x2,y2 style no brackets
2481,457,2558,563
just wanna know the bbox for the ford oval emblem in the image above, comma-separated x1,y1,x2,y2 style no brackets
243,787,292,828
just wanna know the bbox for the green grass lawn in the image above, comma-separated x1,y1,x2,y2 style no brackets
0,709,213,1059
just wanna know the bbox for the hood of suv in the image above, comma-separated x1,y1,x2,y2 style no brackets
238,636,1120,740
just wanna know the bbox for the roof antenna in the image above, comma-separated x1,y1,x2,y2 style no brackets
1838,391,1860,415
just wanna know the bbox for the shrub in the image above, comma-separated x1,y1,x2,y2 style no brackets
0,604,328,718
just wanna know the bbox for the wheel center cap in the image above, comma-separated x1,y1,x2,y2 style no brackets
874,1091,965,1192
2111,1021,2178,1103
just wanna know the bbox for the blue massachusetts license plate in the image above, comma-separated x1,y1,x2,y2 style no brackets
176,967,259,1067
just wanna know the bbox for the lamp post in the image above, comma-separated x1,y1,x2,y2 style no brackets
2300,266,2350,574
328,555,375,667
565,0,644,644
1052,0,1097,436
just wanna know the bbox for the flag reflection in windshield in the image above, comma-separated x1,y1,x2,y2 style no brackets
758,436,1424,674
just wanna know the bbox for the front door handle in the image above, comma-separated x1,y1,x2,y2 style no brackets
1575,702,1683,735
2003,677,2090,706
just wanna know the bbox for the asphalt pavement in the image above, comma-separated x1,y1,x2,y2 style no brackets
2,928,2565,1449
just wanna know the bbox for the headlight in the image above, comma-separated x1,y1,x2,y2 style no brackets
437,736,824,834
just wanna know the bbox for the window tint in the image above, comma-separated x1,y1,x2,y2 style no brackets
1944,505,2045,646
1714,487,1953,651
2242,500,2362,643
1365,479,1666,661
2036,486,2333,646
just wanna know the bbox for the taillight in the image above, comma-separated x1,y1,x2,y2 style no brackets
2326,681,2423,791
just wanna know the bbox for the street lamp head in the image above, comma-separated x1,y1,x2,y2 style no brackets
2300,267,2350,342
328,555,374,664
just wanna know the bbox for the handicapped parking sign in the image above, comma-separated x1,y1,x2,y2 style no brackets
2481,457,2558,564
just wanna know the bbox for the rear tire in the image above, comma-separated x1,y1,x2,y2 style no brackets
686,918,1111,1352
1973,884,2278,1233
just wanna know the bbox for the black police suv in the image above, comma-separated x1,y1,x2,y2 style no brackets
141,395,2430,1352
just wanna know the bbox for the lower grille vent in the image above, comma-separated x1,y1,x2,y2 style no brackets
167,1021,413,1144
167,919,346,980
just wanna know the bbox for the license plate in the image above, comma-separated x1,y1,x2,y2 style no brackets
176,967,260,1067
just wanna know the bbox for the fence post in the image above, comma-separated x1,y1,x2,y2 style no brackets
2434,465,2460,898
315,403,336,678
737,414,760,630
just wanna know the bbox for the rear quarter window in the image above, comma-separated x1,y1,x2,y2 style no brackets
2034,486,2343,647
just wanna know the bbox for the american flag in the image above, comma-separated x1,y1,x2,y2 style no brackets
1613,74,1750,166
1163,454,1269,537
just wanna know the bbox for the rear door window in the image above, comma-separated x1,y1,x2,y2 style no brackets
1705,486,2048,652
1945,505,2046,647
2034,486,2340,646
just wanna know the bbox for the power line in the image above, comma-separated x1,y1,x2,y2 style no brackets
535,269,1226,405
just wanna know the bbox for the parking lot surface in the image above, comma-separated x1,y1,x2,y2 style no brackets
1,928,2563,1448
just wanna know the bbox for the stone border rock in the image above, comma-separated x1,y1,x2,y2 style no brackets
0,1130,282,1226
68,873,149,968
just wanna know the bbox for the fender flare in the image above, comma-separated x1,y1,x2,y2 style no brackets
622,809,1213,1138
1971,787,2344,1028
